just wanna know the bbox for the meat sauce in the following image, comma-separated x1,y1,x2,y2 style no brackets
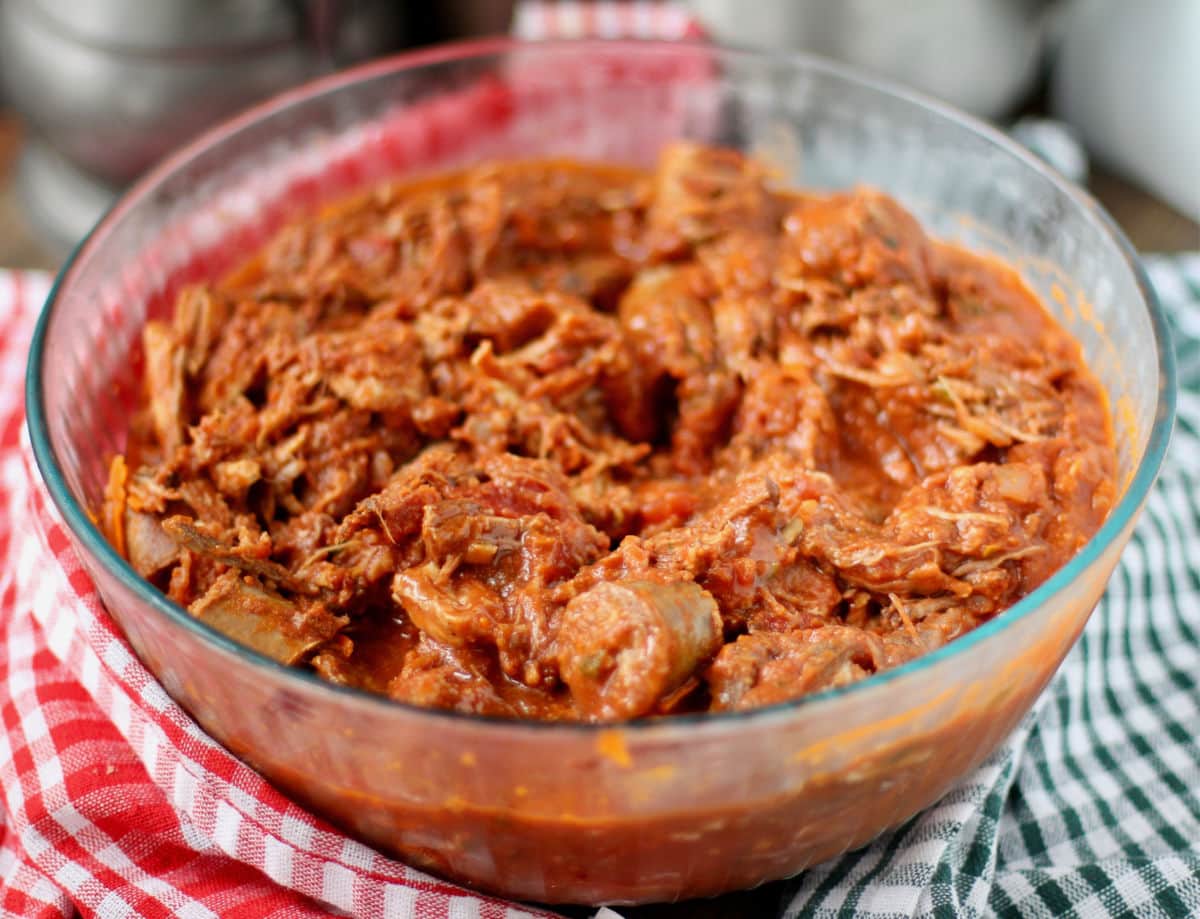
102,143,1116,722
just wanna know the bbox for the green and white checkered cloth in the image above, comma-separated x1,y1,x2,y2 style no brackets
782,254,1200,919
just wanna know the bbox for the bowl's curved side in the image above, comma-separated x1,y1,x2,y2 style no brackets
26,40,1175,904
49,492,1132,903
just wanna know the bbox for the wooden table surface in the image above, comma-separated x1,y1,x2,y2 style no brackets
1,108,1196,919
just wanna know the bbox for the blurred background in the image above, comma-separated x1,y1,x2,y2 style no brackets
0,0,1196,270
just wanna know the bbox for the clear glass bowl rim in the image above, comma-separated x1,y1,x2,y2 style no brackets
25,36,1178,738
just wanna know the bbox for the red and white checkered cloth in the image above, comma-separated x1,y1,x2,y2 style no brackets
0,4,704,918
513,0,704,40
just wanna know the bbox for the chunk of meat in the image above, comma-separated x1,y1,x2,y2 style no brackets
457,160,644,273
336,443,467,546
788,489,968,598
196,300,308,413
779,190,934,293
707,627,884,710
454,359,647,479
189,572,343,665
888,462,1049,559
557,580,722,720
388,639,513,717
699,231,780,371
501,253,634,311
162,516,317,595
172,285,230,377
386,635,577,719
311,321,428,412
124,509,178,578
211,457,262,501
726,363,836,469
142,321,186,453
250,179,471,310
391,562,508,650
1007,438,1115,587
615,265,740,470
646,142,778,255
746,555,843,634
345,451,611,684
420,499,524,567
618,266,715,380
559,471,793,642
414,280,559,363
646,474,783,577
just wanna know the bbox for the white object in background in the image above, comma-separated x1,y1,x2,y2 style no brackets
1010,117,1089,184
1051,0,1200,222
685,0,1055,119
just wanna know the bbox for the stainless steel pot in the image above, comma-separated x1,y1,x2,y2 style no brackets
686,0,1060,119
0,0,404,185
0,0,513,250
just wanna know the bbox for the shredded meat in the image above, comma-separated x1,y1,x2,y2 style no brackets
103,143,1116,721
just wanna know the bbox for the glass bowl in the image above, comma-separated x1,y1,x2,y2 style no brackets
25,39,1175,906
